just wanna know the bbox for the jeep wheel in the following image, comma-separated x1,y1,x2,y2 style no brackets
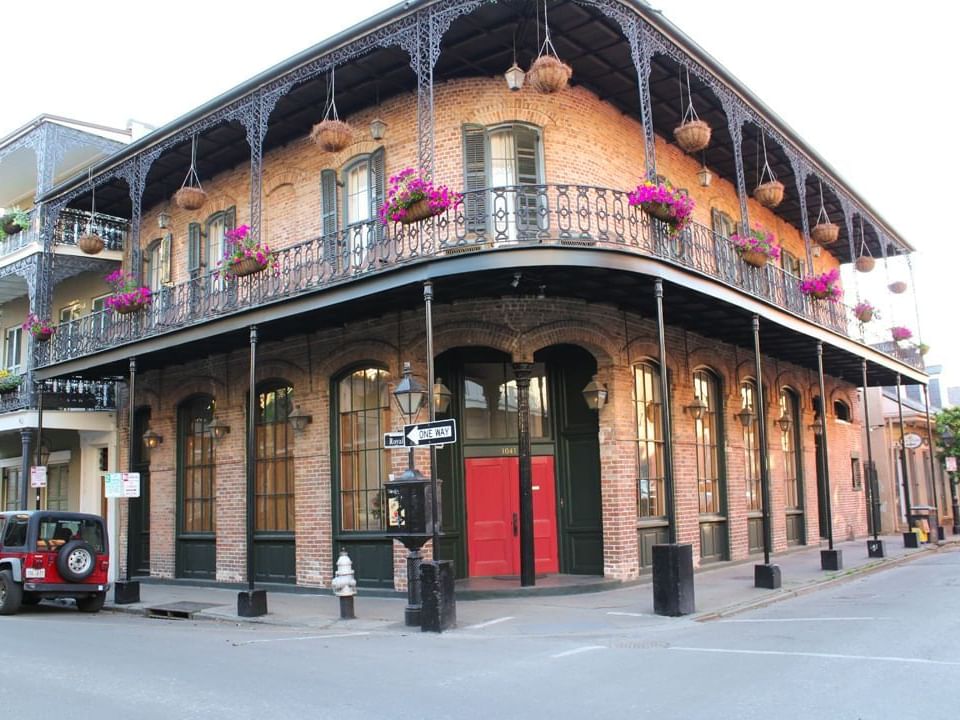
0,569,22,615
76,592,105,614
57,540,96,582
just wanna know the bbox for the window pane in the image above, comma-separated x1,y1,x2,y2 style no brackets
181,397,215,533
256,385,295,532
338,369,389,532
635,362,665,518
695,371,722,515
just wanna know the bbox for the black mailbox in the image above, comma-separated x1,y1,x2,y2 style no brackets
385,468,431,538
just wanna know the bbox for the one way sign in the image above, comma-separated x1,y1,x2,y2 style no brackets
404,419,457,447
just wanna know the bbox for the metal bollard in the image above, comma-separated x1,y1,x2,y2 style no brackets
331,549,357,619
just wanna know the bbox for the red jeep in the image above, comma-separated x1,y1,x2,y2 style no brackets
0,511,110,614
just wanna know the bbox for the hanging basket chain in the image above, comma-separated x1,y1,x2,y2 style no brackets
86,169,97,235
680,67,699,124
538,0,560,59
815,180,830,225
758,133,777,184
859,216,872,258
179,135,204,192
322,68,341,122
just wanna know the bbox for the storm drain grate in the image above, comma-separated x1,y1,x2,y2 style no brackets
145,601,221,620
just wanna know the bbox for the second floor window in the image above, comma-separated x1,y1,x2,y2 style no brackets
5,327,22,373
462,123,544,239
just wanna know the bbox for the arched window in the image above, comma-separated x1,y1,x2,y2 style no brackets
741,380,761,512
336,367,390,532
781,388,802,511
179,395,216,533
694,370,722,514
834,399,851,422
634,361,664,519
255,382,295,532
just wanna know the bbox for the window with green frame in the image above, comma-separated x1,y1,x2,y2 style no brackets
634,360,665,518
337,367,390,532
3,467,20,510
256,382,295,532
180,395,216,533
780,389,802,510
46,465,69,511
741,380,761,512
694,369,722,515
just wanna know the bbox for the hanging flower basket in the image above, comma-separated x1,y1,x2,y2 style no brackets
891,326,913,343
527,55,572,94
918,343,930,356
800,268,842,302
0,371,20,394
174,186,207,211
0,207,29,236
218,225,277,280
673,120,711,153
229,256,268,277
310,119,353,153
731,225,780,268
888,281,907,294
379,169,457,225
78,233,104,255
853,302,876,323
810,222,839,245
628,178,695,236
22,313,54,341
104,270,151,315
855,255,875,273
113,300,147,315
2,219,22,236
754,180,784,208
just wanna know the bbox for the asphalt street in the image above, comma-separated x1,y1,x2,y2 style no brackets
2,549,958,719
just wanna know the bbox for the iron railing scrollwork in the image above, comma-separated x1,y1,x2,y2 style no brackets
38,184,920,372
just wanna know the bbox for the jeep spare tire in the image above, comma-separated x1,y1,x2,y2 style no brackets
57,540,96,582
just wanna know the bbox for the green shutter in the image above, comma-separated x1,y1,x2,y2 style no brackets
369,147,385,246
188,222,201,273
160,233,172,285
225,206,236,233
514,125,541,235
462,124,487,235
321,169,339,266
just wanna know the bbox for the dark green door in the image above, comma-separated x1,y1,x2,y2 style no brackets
176,395,216,580
128,407,151,577
538,345,604,575
815,434,829,538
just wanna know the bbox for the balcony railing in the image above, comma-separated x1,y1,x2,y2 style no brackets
54,208,127,251
38,184,920,371
0,208,38,258
0,377,116,412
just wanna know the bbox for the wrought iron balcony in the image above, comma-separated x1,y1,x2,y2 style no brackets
54,208,127,251
0,376,116,412
37,184,921,371
0,209,38,258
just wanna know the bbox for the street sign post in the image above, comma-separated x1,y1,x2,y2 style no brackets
403,419,457,447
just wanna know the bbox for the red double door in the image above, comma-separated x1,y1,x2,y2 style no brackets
465,456,559,577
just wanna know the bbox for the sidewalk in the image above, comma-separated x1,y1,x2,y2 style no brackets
103,534,957,634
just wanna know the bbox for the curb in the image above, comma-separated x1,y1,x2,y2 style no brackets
695,543,942,622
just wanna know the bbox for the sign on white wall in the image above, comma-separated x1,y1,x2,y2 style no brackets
104,472,141,498
903,433,923,450
946,457,957,472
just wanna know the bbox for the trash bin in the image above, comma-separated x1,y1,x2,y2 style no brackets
909,506,934,543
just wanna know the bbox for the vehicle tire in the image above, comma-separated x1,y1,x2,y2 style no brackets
76,592,105,614
57,540,96,582
21,593,41,606
0,569,22,615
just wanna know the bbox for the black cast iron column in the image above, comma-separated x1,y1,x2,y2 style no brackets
114,357,141,603
35,381,44,510
654,279,676,540
19,428,32,511
895,373,914,539
861,361,881,540
514,362,535,587
816,342,834,550
238,325,267,617
922,384,943,540
752,317,772,566
424,281,440,553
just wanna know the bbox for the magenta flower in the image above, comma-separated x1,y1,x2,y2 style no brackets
103,270,152,312
730,225,780,260
628,178,696,235
799,269,842,302
219,224,277,280
380,168,459,225
891,326,913,341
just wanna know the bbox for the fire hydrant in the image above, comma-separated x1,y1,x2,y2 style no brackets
331,549,357,619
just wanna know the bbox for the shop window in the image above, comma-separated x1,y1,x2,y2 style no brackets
336,367,390,532
694,369,723,515
462,362,549,441
179,395,216,533
255,382,295,532
635,360,665,518
742,380,761,512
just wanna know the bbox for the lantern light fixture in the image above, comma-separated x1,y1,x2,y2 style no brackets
685,396,707,420
288,405,313,433
777,410,792,433
207,416,231,441
158,210,171,229
394,361,427,419
38,442,52,466
581,379,608,411
369,117,387,141
433,378,452,414
697,164,713,187
142,428,163,449
736,405,756,428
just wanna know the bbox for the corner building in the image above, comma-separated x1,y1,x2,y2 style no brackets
31,0,927,589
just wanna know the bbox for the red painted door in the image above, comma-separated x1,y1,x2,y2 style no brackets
465,456,558,577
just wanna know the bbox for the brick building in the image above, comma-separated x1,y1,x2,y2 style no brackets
25,0,927,590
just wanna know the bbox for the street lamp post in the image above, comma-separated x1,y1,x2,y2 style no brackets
389,362,430,627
